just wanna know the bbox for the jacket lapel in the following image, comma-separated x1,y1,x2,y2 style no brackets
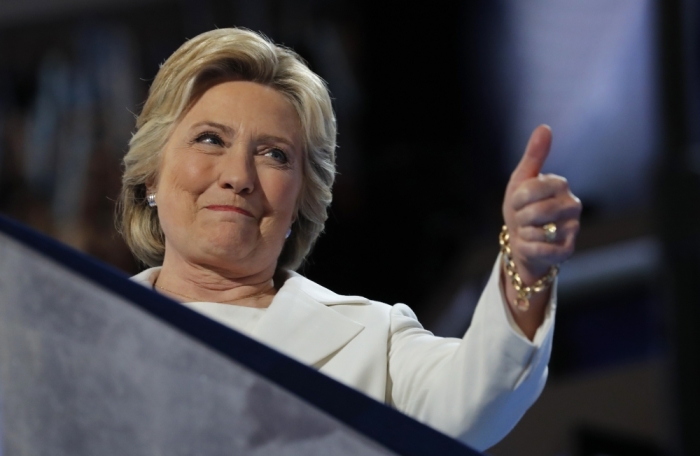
252,272,368,367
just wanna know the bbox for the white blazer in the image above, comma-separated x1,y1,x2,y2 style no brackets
132,256,555,452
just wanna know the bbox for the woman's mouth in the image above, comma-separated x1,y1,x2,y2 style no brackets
206,205,254,217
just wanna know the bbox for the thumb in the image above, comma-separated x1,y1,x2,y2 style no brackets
509,124,552,186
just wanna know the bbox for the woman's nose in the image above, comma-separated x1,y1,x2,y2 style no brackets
218,146,256,194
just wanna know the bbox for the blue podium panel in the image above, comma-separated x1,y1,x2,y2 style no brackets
0,215,482,456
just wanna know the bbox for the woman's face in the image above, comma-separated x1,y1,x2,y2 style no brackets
153,80,304,277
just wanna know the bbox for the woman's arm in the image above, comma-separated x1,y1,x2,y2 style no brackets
387,257,554,451
387,125,579,450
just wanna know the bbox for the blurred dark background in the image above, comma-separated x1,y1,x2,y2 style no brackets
0,0,698,454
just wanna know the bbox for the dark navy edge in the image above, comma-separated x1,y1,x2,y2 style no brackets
0,214,482,456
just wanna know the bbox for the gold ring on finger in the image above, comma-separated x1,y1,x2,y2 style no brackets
543,222,557,243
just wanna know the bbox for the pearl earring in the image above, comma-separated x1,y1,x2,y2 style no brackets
285,228,292,239
147,193,157,207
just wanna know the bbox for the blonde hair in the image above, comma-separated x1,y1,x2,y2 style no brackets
117,28,336,270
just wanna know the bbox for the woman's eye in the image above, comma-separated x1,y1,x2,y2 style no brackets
195,132,224,146
265,148,289,164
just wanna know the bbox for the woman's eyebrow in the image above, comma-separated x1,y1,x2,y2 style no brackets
190,121,234,135
256,134,296,149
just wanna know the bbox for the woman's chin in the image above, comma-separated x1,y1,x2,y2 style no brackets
200,229,255,251
199,241,250,261
188,238,275,273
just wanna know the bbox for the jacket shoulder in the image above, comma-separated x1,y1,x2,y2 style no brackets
284,271,404,322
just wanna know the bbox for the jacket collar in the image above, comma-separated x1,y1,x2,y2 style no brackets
253,271,367,366
132,268,367,367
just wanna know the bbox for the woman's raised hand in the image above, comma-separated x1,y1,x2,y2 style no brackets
501,126,581,332
503,125,581,284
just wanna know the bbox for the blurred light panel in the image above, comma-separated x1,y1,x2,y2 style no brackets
498,0,659,211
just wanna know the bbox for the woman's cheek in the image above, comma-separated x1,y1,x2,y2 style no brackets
170,154,215,195
266,167,302,207
163,159,212,196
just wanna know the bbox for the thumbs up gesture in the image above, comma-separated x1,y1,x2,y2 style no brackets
503,125,582,290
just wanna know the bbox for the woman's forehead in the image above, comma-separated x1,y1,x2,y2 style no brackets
181,80,303,143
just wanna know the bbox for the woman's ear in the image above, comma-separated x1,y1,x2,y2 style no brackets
145,174,158,194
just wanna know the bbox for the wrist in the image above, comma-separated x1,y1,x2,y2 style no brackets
499,225,558,311
513,260,550,287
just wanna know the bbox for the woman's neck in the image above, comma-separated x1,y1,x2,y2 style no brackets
154,252,277,308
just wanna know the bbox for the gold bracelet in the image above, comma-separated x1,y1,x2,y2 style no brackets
499,225,559,311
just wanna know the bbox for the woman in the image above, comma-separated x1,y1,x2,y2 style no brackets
120,28,581,451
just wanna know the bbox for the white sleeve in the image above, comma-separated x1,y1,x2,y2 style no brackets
387,254,556,451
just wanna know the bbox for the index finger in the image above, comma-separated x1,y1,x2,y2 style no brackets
511,174,569,211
